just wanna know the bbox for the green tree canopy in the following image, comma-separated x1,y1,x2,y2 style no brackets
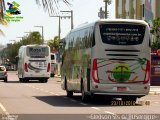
151,17,160,49
1,31,42,64
47,36,59,53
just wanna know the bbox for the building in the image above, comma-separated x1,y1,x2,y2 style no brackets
115,0,160,22
115,0,160,86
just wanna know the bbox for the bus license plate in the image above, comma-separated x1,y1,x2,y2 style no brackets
117,87,127,91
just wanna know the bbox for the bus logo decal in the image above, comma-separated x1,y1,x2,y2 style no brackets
106,58,148,83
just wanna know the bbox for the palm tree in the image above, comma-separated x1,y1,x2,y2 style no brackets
0,0,6,35
0,0,5,19
35,0,71,15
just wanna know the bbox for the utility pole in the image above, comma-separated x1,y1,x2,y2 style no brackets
103,0,112,19
71,10,73,29
58,16,61,40
50,11,74,76
104,0,107,19
50,10,74,40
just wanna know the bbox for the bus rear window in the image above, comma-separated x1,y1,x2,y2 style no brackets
27,47,49,57
99,23,145,45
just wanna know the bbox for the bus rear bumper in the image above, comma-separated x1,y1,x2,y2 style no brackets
23,73,50,79
90,92,146,98
23,77,50,80
89,83,150,97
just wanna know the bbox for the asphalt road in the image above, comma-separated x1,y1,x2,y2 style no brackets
0,71,160,120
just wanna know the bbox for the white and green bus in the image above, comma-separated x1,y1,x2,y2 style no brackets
61,19,151,102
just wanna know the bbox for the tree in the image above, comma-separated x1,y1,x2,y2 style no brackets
0,18,7,36
2,31,42,64
47,36,60,52
0,0,5,19
151,17,160,49
0,0,7,35
35,0,71,15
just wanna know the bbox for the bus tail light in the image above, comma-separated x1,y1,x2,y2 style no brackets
144,60,150,84
24,63,28,72
92,59,100,83
47,63,51,72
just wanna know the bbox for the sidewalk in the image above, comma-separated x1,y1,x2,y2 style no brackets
54,74,61,78
149,86,160,95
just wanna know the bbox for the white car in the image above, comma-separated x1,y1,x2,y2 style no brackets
0,66,8,82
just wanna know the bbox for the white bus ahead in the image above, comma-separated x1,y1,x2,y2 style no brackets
17,44,51,83
61,19,151,102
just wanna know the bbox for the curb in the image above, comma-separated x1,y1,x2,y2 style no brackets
149,91,160,95
54,75,61,78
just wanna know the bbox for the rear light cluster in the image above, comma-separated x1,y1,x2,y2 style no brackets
47,63,51,72
24,63,28,72
144,60,150,84
92,59,100,83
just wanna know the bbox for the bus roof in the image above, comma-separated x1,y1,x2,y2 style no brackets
20,44,49,48
69,19,149,34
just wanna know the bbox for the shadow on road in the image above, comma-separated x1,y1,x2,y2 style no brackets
34,95,141,107
1,81,42,83
5,81,20,83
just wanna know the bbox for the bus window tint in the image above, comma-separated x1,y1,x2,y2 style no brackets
99,24,146,45
27,47,49,57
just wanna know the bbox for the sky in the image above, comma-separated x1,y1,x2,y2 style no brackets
0,0,115,45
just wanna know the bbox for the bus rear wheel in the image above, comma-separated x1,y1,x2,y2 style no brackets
66,91,73,97
65,78,73,97
19,78,23,83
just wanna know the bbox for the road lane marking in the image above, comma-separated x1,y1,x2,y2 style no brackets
24,84,62,96
70,99,77,102
49,92,56,95
0,103,9,115
40,89,44,91
79,102,88,106
63,97,67,99
24,83,63,97
154,102,159,104
104,111,115,115
32,86,36,88
91,107,100,111
55,94,60,96
44,90,49,93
